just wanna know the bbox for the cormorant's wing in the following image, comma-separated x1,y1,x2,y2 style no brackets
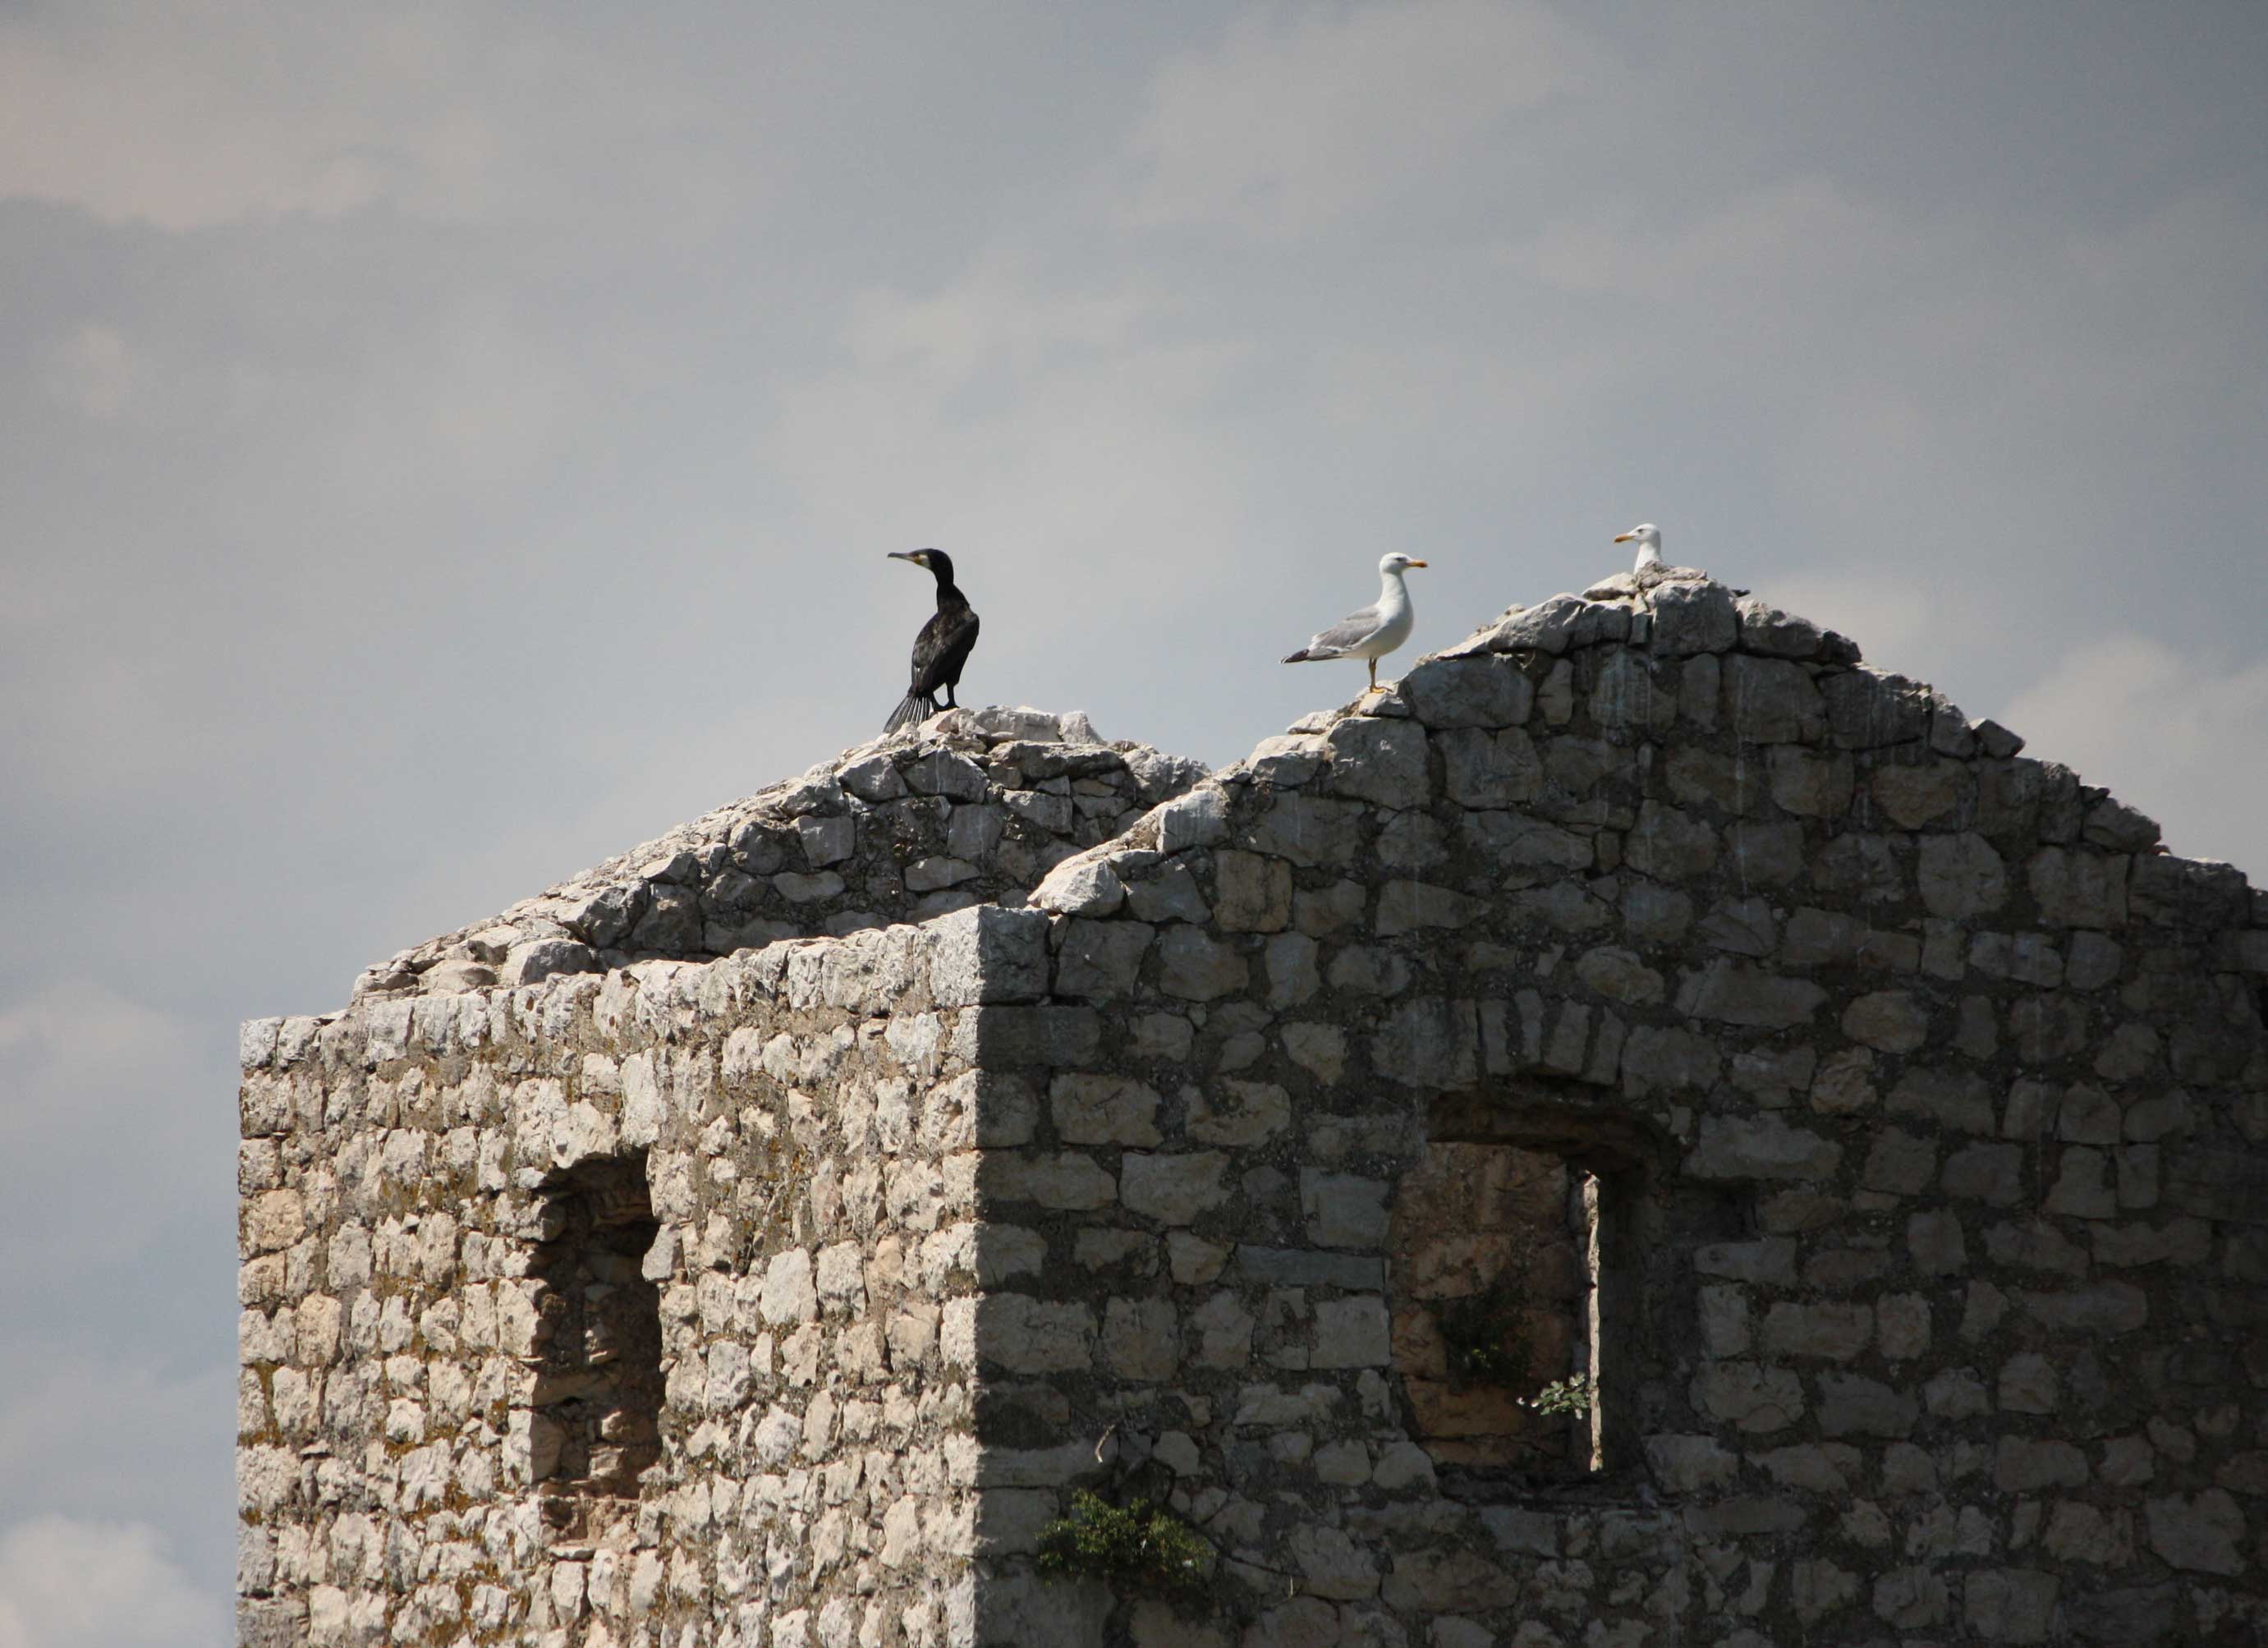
911,605,980,695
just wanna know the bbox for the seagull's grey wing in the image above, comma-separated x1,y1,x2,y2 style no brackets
1301,601,1384,658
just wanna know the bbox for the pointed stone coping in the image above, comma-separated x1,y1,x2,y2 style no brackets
347,705,1207,1002
1033,576,2060,919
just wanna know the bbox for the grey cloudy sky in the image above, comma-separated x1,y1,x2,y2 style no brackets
2,2,2264,1638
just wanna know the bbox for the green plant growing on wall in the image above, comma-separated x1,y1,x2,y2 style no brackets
1519,1374,1596,1417
1436,1274,1526,1388
1035,1491,1215,1598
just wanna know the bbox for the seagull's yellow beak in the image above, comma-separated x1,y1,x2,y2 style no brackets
1613,532,1635,544
1407,558,1429,568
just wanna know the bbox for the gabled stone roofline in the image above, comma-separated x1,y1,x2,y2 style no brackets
1026,572,2261,926
329,571,2262,1025
349,706,1208,1003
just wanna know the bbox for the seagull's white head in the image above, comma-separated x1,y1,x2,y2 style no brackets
1379,552,1429,576
1612,523,1664,569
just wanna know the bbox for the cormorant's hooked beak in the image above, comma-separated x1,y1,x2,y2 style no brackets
1613,532,1636,544
888,551,926,565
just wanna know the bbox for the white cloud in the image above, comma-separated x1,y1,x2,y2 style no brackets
0,1,739,231
1127,0,1605,233
43,324,145,418
0,983,186,1122
0,1516,222,1648
762,259,1264,586
2002,635,2268,876
0,1354,233,1544
0,984,220,1272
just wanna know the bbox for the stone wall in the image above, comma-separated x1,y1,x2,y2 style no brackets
242,575,2268,1647
989,576,2268,1645
240,909,1054,1648
351,709,1206,1001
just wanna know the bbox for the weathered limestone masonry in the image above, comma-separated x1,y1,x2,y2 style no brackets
241,577,2268,1647
240,909,1049,1648
351,709,1208,1000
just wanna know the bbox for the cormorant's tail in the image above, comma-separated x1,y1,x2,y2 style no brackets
884,694,927,733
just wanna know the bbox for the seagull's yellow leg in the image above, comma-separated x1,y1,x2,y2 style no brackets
1366,658,1379,694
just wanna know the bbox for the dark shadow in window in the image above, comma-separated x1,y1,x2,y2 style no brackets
528,1152,663,1542
1403,1088,1744,1499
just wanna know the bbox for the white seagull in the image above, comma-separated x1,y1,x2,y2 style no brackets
1282,553,1429,695
1613,523,1664,573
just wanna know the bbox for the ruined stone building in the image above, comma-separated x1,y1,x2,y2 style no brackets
238,573,2268,1647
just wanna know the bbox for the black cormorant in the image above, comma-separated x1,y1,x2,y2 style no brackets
884,549,980,732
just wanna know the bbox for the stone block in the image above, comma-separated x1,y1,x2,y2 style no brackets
962,1005,1103,1069
2014,1280,2147,1334
1370,996,1479,1090
1031,855,1125,917
1301,1171,1390,1248
1643,1434,1738,1493
1102,1297,1179,1381
1623,799,1717,878
1157,928,1251,1002
1187,1081,1290,1147
1245,793,1365,867
1155,784,1230,852
1324,716,1430,809
1943,1141,2026,1205
1049,1074,1162,1146
1649,580,1738,655
1054,918,1154,1000
1917,832,2007,917
982,1151,1117,1211
1120,1153,1230,1224
1963,1569,2059,1643
1380,1548,1519,1612
2028,847,2128,929
1687,1113,1840,1181
1726,654,1827,742
1765,1303,1874,1361
1189,1291,1255,1367
760,1249,818,1325
1214,850,1293,932
1374,879,1485,937
1908,1210,1968,1275
1695,1237,1797,1285
1311,1297,1391,1369
1692,1361,1805,1431
1679,960,1827,1028
1873,760,1971,829
1436,727,1542,807
1490,593,1586,655
1127,861,1210,924
1622,1026,1722,1094
1816,1374,1917,1438
928,907,1050,1006
1889,1067,1997,1134
1403,654,1534,727
2144,1490,2246,1574
1863,1128,1935,1196
1769,746,1855,818
1843,989,1930,1052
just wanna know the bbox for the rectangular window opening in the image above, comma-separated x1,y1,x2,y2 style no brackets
526,1152,663,1543
1391,1134,1633,1489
